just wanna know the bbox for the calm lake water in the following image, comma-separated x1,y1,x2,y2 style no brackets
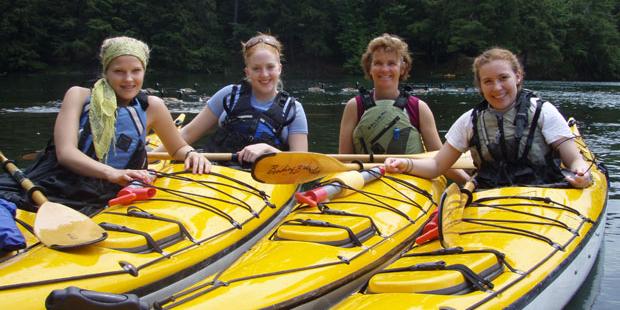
0,73,618,309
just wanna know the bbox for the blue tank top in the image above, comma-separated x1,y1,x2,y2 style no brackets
78,95,148,169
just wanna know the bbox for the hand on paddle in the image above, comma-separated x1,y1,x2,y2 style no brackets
184,150,212,174
237,143,278,164
384,158,413,174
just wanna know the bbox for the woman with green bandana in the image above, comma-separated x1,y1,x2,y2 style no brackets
0,36,210,215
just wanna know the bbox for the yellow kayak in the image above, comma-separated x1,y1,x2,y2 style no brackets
335,119,607,309
0,163,297,309
155,168,447,309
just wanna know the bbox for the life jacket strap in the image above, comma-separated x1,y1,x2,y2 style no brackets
520,98,545,161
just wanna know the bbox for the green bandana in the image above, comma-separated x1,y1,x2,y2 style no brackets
89,37,149,162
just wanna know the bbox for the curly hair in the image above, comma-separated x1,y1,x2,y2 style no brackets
360,33,412,81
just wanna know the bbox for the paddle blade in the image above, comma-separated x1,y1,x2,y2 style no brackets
34,202,107,249
437,183,467,248
252,152,351,184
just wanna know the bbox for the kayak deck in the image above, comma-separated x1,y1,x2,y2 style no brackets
155,172,447,309
0,164,297,309
335,120,608,309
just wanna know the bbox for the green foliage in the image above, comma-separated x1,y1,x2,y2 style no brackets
0,0,618,80
332,1,374,73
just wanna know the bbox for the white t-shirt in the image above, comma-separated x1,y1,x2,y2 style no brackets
445,99,572,153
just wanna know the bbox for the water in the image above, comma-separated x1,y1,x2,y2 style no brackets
0,73,618,308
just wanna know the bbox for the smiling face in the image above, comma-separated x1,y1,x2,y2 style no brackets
369,49,404,91
104,55,145,105
244,47,281,101
478,59,522,111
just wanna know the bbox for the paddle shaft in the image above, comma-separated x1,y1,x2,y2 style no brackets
148,152,235,161
329,151,474,169
328,152,439,162
0,153,47,206
463,181,476,192
149,152,435,162
148,151,473,169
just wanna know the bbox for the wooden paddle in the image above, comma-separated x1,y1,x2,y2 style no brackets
0,152,107,249
147,152,236,162
438,181,475,248
251,151,475,184
148,151,473,163
326,151,474,163
21,150,41,161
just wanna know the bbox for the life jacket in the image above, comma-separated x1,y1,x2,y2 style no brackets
78,92,149,170
469,89,566,188
352,86,424,154
205,81,296,153
0,92,150,215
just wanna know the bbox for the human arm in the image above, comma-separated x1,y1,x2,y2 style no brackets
54,87,151,185
147,96,211,174
541,103,591,188
552,138,591,188
417,100,470,184
338,98,358,154
384,142,463,179
237,100,308,163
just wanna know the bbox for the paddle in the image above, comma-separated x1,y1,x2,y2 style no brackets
438,181,475,248
21,150,41,161
147,152,236,162
327,151,473,163
148,151,473,164
251,152,381,184
0,152,107,249
295,166,385,207
251,151,475,184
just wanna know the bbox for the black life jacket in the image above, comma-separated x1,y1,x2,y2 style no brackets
469,89,566,188
205,81,296,153
0,92,150,215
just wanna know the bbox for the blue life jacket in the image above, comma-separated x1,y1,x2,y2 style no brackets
78,92,149,169
0,198,26,251
205,81,296,153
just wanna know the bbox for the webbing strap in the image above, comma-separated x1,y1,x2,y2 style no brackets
377,260,494,291
99,222,166,255
281,218,363,247
520,99,544,161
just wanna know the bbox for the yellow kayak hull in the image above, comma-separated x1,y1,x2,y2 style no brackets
157,172,447,309
0,164,297,309
336,120,607,309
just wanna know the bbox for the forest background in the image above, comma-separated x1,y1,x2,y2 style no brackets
1,0,619,81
